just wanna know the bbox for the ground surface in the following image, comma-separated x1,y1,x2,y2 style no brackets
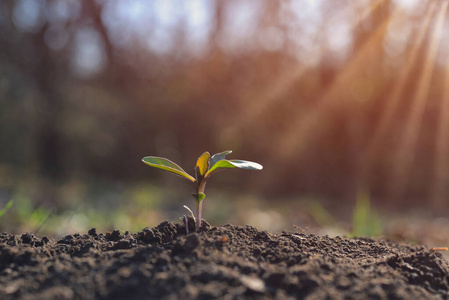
0,220,448,299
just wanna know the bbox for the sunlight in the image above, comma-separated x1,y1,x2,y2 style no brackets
225,0,388,138
388,1,448,200
360,1,437,178
356,0,387,22
433,56,449,207
278,3,398,158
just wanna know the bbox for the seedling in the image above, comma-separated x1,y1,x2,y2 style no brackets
142,150,263,231
182,205,196,234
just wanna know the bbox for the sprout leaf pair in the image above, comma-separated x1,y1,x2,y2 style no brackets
142,150,262,231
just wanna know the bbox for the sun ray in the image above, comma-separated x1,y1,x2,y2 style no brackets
357,0,386,22
432,34,449,207
360,1,437,178
388,1,448,201
238,66,308,126
225,0,387,136
277,4,399,158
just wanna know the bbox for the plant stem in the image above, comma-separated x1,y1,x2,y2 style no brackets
196,200,201,231
195,180,207,231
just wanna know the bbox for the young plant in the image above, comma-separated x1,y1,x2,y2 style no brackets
142,150,263,231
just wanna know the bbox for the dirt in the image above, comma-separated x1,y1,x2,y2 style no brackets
0,220,448,300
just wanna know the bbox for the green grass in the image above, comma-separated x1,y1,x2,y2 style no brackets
350,191,383,237
0,200,13,218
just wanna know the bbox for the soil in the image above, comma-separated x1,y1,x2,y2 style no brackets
0,220,448,300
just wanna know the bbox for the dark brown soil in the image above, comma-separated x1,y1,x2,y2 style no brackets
0,220,448,299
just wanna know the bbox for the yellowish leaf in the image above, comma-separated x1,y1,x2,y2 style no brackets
196,151,210,177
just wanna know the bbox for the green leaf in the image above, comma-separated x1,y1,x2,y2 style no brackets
210,150,232,168
196,152,210,178
192,192,206,204
205,159,263,178
142,156,196,182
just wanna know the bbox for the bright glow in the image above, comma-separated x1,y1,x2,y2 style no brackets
218,0,263,53
433,51,449,206
383,13,413,59
71,28,107,78
45,0,81,23
185,0,215,56
278,5,398,158
389,1,448,200
13,0,45,32
393,0,424,11
361,2,437,179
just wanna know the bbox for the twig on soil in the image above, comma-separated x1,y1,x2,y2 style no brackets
430,247,448,253
183,205,196,222
183,216,189,235
293,225,308,233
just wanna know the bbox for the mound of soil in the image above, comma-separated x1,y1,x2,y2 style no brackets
0,220,448,299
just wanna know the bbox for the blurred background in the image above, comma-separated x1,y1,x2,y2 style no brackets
1,0,449,245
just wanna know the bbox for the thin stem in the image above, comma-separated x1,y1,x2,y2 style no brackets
198,180,207,194
195,180,207,231
184,215,189,235
198,201,203,228
195,200,200,231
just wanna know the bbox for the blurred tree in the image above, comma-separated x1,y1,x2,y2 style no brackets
0,0,447,209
